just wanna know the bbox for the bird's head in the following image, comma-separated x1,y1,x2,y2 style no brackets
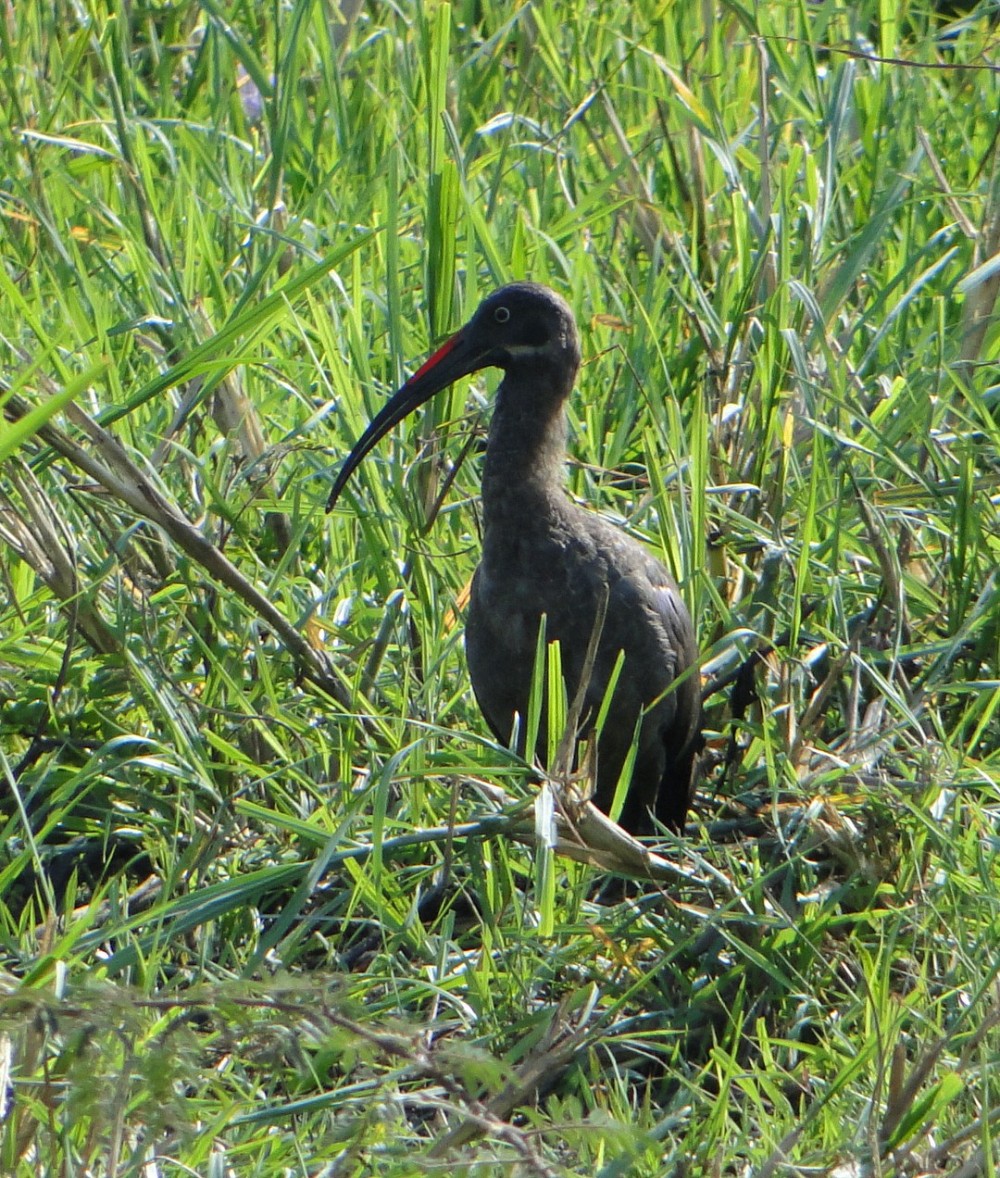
462,283,581,378
327,282,581,509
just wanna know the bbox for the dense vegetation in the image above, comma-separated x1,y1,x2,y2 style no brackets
1,0,999,1173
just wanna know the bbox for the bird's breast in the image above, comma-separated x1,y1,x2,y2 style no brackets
464,513,619,721
471,517,601,638
464,503,693,713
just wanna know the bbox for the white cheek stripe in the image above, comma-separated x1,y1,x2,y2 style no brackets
504,341,557,359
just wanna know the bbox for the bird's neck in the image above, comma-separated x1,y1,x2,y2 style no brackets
481,377,570,521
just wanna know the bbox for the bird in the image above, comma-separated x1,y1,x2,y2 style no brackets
328,282,702,835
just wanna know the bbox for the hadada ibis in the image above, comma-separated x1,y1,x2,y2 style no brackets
328,283,702,835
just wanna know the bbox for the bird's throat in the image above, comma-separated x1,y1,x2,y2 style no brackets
480,391,568,522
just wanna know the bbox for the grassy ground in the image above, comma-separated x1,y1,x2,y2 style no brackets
2,0,999,1173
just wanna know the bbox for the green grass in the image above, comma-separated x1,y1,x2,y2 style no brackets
2,0,999,1172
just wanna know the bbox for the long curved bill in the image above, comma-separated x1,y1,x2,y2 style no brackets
326,327,490,511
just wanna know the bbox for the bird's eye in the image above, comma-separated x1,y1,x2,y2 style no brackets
494,306,510,324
